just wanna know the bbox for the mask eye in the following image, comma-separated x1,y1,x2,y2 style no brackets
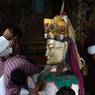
48,24,57,32
47,45,55,51
49,46,54,51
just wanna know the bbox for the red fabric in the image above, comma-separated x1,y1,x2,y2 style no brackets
67,38,85,95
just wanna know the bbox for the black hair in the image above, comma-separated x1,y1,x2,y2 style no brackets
56,86,75,95
1,22,22,38
11,68,27,86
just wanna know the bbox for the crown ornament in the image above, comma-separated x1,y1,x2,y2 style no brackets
44,15,69,41
44,15,76,42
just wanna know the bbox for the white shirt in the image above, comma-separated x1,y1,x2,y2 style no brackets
0,36,9,53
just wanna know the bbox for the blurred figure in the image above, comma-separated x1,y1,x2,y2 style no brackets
4,53,44,95
0,24,22,95
2,28,44,95
82,31,95,95
86,44,95,95
0,24,22,76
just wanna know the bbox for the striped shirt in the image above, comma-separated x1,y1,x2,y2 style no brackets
4,55,41,95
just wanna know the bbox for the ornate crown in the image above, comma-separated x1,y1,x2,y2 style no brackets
44,15,76,42
44,15,69,40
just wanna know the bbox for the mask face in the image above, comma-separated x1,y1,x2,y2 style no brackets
0,47,12,58
45,39,68,65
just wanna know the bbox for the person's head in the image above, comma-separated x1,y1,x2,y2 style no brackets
56,86,75,95
10,68,27,87
2,23,22,41
1,24,22,57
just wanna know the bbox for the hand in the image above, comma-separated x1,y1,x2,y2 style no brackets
34,83,40,95
28,89,35,95
28,77,35,90
9,40,14,47
28,92,33,95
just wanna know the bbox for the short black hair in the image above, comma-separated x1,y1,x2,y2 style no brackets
11,68,27,86
56,86,75,95
1,23,22,38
